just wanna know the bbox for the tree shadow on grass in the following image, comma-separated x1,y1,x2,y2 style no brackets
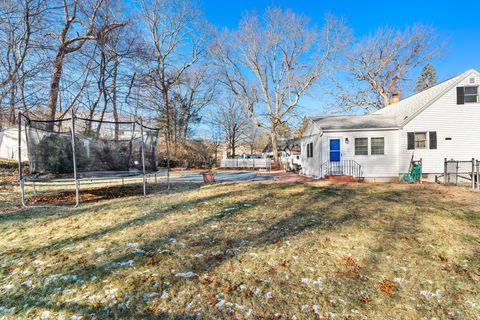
2,183,476,318
0,183,200,225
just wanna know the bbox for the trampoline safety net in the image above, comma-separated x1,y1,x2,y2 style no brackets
21,114,159,179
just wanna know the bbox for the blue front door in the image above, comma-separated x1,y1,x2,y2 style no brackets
329,139,341,161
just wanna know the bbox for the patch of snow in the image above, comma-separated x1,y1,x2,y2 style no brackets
393,277,403,284
419,290,430,298
111,260,133,268
63,289,77,295
175,272,197,279
2,284,14,290
134,249,146,254
40,311,51,319
0,306,15,314
215,299,225,308
22,280,32,287
160,290,169,299
126,242,139,248
60,275,80,283
265,291,272,298
70,315,82,320
95,248,106,253
142,292,159,300
312,305,320,315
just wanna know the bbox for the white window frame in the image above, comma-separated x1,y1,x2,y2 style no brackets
464,86,479,104
354,137,368,156
414,132,428,149
370,137,385,155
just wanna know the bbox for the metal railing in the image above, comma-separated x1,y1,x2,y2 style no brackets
220,158,271,169
320,160,363,180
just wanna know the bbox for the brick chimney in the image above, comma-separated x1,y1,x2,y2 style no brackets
389,91,400,105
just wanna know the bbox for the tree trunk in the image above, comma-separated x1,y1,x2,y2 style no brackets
270,128,279,164
162,89,171,190
112,59,119,140
46,49,66,129
8,73,17,125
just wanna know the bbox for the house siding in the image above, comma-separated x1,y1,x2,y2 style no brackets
301,70,480,179
400,72,480,174
320,129,400,178
300,123,323,177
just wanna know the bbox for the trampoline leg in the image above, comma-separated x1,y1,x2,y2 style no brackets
74,180,80,208
143,175,146,197
20,179,27,208
32,181,37,195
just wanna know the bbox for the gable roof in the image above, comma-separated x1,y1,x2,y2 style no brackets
311,69,479,131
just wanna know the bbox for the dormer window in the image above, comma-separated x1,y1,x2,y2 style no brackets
457,86,478,104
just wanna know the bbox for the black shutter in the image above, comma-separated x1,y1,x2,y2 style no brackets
457,87,465,105
407,132,415,150
429,131,437,149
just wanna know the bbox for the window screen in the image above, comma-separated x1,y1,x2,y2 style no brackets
414,132,427,149
355,138,368,155
464,86,478,103
371,137,384,155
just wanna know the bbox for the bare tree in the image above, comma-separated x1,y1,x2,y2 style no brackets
211,8,345,164
211,97,250,158
0,0,45,126
45,0,123,128
171,65,217,146
139,0,206,186
334,25,441,112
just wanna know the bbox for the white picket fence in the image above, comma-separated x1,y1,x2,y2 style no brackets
220,158,271,169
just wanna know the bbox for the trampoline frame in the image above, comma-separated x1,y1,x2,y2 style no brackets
18,111,162,208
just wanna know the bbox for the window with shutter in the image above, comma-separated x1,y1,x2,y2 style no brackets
429,132,437,149
414,132,427,149
464,86,478,103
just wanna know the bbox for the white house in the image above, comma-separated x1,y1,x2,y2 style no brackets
301,69,480,181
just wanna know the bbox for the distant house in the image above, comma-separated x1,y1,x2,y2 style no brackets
263,138,302,171
0,128,28,161
301,69,480,181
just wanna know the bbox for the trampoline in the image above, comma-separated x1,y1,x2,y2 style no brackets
18,111,161,207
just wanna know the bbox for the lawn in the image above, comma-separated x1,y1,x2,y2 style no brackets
0,180,479,319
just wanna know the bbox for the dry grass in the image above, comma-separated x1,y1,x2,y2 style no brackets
0,181,479,319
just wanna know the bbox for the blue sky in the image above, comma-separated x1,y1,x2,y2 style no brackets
200,0,480,115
